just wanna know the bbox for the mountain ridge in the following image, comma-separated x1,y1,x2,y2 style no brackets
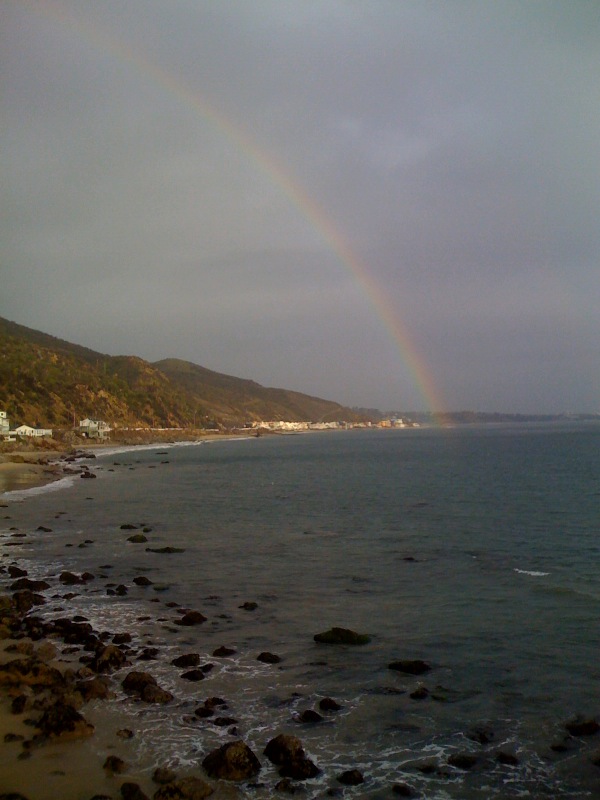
0,316,362,428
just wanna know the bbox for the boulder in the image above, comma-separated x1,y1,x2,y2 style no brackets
122,671,157,694
141,684,173,704
10,578,50,592
181,670,205,682
264,734,320,781
0,658,64,688
127,535,148,543
146,547,185,554
212,646,236,657
153,777,213,799
172,654,200,668
296,710,324,724
153,767,177,785
120,784,150,800
337,769,364,785
91,645,130,674
77,676,112,701
388,659,431,675
104,755,128,774
202,740,261,781
319,697,341,712
565,718,600,737
447,753,478,770
35,701,94,741
313,627,370,645
176,612,207,626
257,652,281,664
133,576,153,586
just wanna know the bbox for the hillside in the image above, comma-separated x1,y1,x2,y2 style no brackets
0,317,359,428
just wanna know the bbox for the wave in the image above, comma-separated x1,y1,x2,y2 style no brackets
1,474,78,501
514,568,550,577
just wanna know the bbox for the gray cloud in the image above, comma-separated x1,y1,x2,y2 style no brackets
2,1,598,412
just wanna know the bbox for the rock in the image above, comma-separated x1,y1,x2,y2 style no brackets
153,767,177,785
12,591,45,614
212,646,236,657
211,716,237,727
409,686,429,700
122,671,157,694
8,566,27,578
239,602,258,611
10,578,50,592
120,783,150,800
181,670,205,682
0,658,64,688
496,751,520,766
35,701,94,741
59,571,84,585
337,769,364,785
153,777,213,799
388,659,431,675
117,729,134,739
565,718,600,736
113,633,133,645
91,645,129,673
319,697,341,711
257,651,281,664
115,584,128,596
80,471,96,479
36,526,53,532
447,753,478,770
202,740,261,781
141,684,173,704
146,547,185,554
138,648,160,661
467,725,495,744
171,654,200,668
176,611,207,626
76,676,112,701
313,627,371,645
104,755,128,774
392,783,414,796
133,576,153,586
296,709,324,723
120,524,138,530
127,535,148,543
264,734,320,781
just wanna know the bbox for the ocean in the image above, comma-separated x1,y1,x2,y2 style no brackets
2,422,599,798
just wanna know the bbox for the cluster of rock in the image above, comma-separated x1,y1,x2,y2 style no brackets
1,543,599,799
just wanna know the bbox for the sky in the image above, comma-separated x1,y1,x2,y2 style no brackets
2,1,599,414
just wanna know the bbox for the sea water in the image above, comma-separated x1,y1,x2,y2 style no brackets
2,423,599,798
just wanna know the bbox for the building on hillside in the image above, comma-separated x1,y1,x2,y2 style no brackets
0,411,9,437
79,418,111,439
14,424,53,438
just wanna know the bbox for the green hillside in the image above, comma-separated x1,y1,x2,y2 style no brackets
0,317,359,428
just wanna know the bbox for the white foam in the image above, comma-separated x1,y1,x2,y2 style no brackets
2,474,77,501
514,568,550,577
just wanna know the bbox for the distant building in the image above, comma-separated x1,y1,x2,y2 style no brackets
14,424,53,438
0,411,9,437
79,418,111,439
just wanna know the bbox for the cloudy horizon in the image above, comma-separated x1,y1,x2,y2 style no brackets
2,1,599,413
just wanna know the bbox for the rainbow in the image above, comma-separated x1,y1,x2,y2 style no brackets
22,0,446,420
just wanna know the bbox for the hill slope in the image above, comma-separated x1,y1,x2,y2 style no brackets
0,317,358,428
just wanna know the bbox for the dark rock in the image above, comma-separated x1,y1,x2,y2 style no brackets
120,783,150,800
337,769,364,785
59,571,84,585
171,654,200,668
4,733,25,742
239,602,258,611
409,686,429,700
80,471,97,479
141,684,173,704
113,633,133,645
319,697,341,711
8,566,27,578
146,547,185,554
10,578,50,592
76,676,111,701
138,648,160,661
127,534,148,543
467,725,495,745
296,709,324,723
153,777,213,799
388,659,431,675
91,645,129,674
181,669,205,682
212,646,236,657
392,783,414,796
153,767,177,785
133,576,153,586
565,718,600,736
35,701,94,741
278,758,320,781
211,716,237,727
202,740,261,781
120,524,138,530
257,651,281,664
12,590,46,614
496,751,520,766
11,695,27,714
274,778,297,794
176,611,207,626
115,584,128,596
0,658,64,688
447,753,478,770
314,627,371,645
122,670,157,694
104,755,128,774
36,526,52,532
117,728,134,739
264,734,305,765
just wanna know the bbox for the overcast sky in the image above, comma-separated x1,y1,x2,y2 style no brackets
2,1,599,413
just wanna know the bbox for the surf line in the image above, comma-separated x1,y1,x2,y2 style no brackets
27,0,447,421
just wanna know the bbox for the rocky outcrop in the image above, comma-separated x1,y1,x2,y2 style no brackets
202,740,261,781
35,701,94,741
388,659,431,675
313,627,370,645
153,776,214,799
264,734,320,781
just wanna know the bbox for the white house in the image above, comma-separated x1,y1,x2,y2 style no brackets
0,411,9,437
14,424,53,438
79,418,111,439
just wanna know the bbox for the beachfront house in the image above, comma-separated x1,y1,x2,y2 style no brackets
14,424,53,438
0,411,9,438
79,418,111,439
